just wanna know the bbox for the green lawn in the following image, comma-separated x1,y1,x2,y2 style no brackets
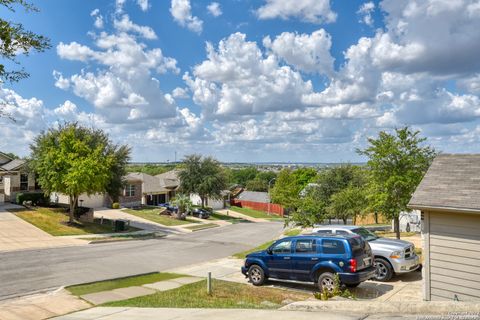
232,240,275,259
185,223,219,231
283,228,302,237
103,279,309,309
12,207,134,236
123,208,198,226
228,206,277,219
67,272,184,296
210,212,247,223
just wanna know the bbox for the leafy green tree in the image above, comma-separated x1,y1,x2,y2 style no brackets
178,154,227,208
245,178,268,192
1,0,50,120
105,145,131,203
230,167,258,187
328,186,368,225
270,169,299,210
170,194,192,220
288,165,367,226
0,0,50,83
358,127,436,239
30,123,130,223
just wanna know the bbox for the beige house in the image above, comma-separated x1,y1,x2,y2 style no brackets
121,171,179,207
409,154,480,301
0,152,38,204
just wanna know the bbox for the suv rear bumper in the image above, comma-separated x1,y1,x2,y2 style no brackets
338,266,376,284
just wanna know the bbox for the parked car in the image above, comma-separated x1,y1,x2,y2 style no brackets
241,234,375,292
312,225,420,281
190,208,211,219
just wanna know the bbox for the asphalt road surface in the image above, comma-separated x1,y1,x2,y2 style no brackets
0,221,283,300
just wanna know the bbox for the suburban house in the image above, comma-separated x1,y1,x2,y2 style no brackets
0,152,38,204
231,190,284,216
120,171,179,207
51,171,180,209
409,154,480,301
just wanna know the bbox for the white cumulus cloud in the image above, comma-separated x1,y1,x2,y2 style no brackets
256,0,336,24
170,0,203,34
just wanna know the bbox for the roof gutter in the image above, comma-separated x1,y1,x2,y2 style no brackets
408,204,480,215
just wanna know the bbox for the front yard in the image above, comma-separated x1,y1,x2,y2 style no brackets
11,207,137,236
103,278,310,309
123,207,198,226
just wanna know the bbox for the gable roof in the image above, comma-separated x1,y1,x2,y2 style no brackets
0,152,13,166
0,159,26,171
408,154,480,213
125,172,170,194
237,191,270,203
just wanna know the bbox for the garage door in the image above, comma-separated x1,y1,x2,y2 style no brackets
79,194,106,209
429,211,480,301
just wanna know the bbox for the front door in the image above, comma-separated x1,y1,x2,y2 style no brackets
291,238,318,281
265,239,293,279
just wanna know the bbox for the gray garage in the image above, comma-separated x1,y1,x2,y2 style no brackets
409,154,480,301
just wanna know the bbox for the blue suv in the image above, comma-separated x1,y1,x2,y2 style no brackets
241,234,376,291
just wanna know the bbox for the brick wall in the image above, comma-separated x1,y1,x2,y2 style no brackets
119,181,142,207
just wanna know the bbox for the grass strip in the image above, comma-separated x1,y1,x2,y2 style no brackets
103,279,309,309
67,272,184,296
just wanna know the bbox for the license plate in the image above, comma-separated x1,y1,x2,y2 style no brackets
363,257,371,266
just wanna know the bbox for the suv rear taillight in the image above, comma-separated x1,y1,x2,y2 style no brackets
349,258,357,273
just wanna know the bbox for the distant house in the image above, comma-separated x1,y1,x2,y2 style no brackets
52,170,180,209
121,171,179,207
409,154,480,301
232,190,284,216
0,152,39,204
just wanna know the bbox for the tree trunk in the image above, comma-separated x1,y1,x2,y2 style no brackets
200,196,205,208
394,217,400,239
342,217,347,225
374,211,379,224
353,214,357,225
69,195,78,224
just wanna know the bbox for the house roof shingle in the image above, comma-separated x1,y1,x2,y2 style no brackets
408,154,480,212
237,191,270,203
0,159,26,171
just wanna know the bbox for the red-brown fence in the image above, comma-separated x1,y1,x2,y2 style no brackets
231,199,284,216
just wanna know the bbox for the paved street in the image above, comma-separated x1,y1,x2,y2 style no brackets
0,221,282,300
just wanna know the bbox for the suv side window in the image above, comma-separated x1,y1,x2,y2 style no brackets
322,239,345,254
295,239,316,254
271,240,292,254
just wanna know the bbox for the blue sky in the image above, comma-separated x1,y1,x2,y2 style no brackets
1,0,480,162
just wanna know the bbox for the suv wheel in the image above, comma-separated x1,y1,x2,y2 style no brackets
317,272,336,292
374,258,393,281
248,265,265,286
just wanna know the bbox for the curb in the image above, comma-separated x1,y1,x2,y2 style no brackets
280,300,480,315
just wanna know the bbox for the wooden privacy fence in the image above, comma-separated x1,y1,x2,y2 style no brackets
231,199,284,216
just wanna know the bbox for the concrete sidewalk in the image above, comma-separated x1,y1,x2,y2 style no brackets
0,289,89,320
52,307,364,320
0,204,86,253
52,307,456,319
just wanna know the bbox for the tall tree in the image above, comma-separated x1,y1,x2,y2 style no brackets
328,186,368,225
105,145,131,203
30,123,130,223
1,0,51,120
358,127,436,239
178,154,227,208
270,169,302,211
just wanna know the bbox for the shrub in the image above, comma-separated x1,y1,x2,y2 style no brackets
16,192,49,206
112,202,120,209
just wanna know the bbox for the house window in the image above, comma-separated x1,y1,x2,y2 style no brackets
20,174,28,191
125,184,136,197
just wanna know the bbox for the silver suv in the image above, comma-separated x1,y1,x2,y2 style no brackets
312,225,420,281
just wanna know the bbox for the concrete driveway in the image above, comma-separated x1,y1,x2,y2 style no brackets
0,204,86,253
168,257,422,302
